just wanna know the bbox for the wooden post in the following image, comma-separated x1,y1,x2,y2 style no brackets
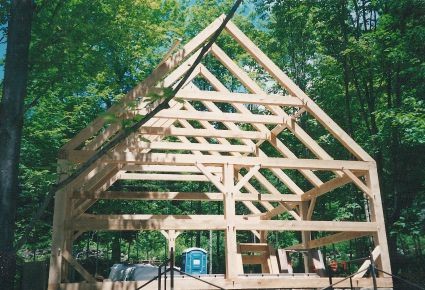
60,160,75,282
259,231,269,273
300,201,313,273
366,165,392,276
166,230,180,255
48,159,72,289
223,163,238,280
47,190,67,290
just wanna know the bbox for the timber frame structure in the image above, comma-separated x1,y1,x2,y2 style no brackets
48,15,393,289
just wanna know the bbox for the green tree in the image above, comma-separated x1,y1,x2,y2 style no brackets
0,0,33,288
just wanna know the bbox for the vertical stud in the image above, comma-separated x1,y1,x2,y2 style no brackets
223,163,238,279
300,201,313,273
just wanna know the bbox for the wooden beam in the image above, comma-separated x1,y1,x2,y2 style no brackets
261,202,301,221
343,169,372,198
162,48,206,88
138,126,268,140
236,220,378,232
155,109,284,124
242,255,265,265
175,90,303,106
286,232,370,250
73,190,303,202
129,141,255,153
307,198,316,220
72,199,97,218
57,277,393,289
123,164,222,173
234,165,260,192
71,214,227,231
81,164,122,193
70,214,378,232
301,174,353,201
247,193,302,202
65,151,373,171
72,191,222,200
209,43,351,184
72,165,123,217
239,243,269,252
196,162,226,193
119,173,210,182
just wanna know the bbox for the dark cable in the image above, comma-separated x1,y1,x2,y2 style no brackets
15,0,244,251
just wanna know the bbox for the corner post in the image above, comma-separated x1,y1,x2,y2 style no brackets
48,159,73,289
366,164,392,276
48,189,68,290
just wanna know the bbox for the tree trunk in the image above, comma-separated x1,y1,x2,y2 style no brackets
0,0,33,288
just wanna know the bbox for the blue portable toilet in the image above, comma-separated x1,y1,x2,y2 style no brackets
181,247,207,274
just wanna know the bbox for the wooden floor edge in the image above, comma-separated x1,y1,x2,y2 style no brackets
59,277,393,290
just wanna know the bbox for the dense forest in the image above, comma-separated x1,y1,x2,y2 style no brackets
0,0,424,288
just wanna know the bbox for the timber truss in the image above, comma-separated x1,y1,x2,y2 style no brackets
48,15,393,289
